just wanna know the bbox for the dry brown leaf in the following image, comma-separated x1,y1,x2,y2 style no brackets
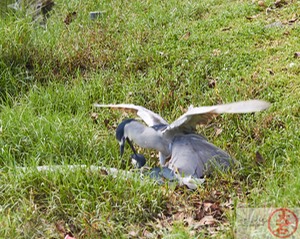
55,221,66,235
212,190,222,198
283,31,290,36
64,233,77,239
173,211,186,221
274,0,288,8
246,14,259,20
103,118,110,128
143,229,154,238
99,169,109,175
214,127,223,137
203,202,214,211
195,207,205,220
221,26,232,31
208,78,216,88
255,151,265,165
180,32,191,41
128,230,139,237
210,202,221,211
91,113,99,123
184,216,194,226
288,18,298,24
267,69,275,75
294,52,300,58
198,215,217,226
207,226,220,236
179,105,188,113
212,49,221,56
266,7,273,14
64,12,77,25
258,1,266,7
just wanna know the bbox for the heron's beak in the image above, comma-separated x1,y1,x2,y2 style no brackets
119,137,137,157
119,137,126,157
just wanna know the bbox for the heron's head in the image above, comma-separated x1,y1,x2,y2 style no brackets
116,119,137,156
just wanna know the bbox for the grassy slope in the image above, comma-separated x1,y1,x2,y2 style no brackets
0,0,300,238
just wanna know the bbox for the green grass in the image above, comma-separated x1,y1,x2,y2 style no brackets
0,0,300,238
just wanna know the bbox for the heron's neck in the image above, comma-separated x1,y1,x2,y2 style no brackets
125,121,170,156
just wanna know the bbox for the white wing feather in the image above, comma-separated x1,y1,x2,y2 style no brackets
93,103,168,126
163,100,270,134
94,100,270,132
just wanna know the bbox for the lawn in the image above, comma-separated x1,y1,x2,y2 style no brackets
0,0,299,238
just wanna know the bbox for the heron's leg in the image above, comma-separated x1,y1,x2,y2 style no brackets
159,152,171,166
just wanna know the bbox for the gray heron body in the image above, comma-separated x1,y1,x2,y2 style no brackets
94,100,270,183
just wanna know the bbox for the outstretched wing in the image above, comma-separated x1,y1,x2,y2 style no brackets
163,100,270,134
94,103,168,127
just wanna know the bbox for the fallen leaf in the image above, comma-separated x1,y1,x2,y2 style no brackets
64,233,76,239
251,71,259,81
103,118,109,127
91,112,99,123
55,222,77,239
212,190,222,198
255,151,265,165
221,198,233,209
173,211,186,221
294,52,300,58
208,78,216,88
195,206,205,220
64,12,77,25
180,32,191,40
274,0,288,8
99,169,109,175
288,18,298,24
184,216,194,226
143,229,154,238
214,127,223,137
221,26,232,31
179,105,188,113
246,14,259,20
203,201,214,211
128,230,139,237
212,49,221,56
258,1,266,7
55,221,66,234
210,203,221,211
265,7,273,14
267,69,275,75
198,215,216,226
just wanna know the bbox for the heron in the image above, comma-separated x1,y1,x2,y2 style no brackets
94,100,270,187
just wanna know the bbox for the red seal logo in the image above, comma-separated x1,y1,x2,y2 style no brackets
268,208,298,238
